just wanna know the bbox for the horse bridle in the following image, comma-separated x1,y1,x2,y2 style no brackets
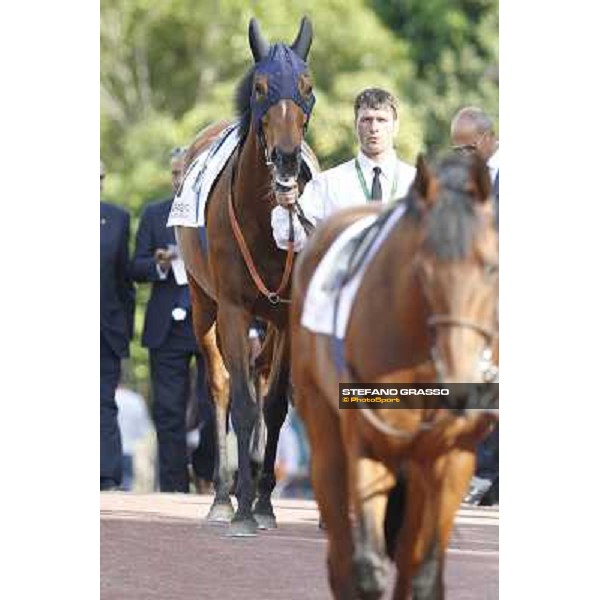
426,314,498,383
352,272,499,441
257,118,315,233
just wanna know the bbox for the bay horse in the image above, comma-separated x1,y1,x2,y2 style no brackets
291,153,499,599
175,17,317,536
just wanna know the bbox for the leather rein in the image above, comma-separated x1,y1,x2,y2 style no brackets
226,143,308,305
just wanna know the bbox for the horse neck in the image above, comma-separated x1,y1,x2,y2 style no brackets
380,215,430,343
233,123,273,234
344,214,431,380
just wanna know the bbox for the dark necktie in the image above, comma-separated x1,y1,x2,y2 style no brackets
492,171,499,231
492,171,499,201
371,166,382,201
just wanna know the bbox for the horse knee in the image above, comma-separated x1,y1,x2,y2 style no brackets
207,368,229,406
231,400,259,434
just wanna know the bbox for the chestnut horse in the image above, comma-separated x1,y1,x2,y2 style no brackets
175,17,317,536
291,153,499,599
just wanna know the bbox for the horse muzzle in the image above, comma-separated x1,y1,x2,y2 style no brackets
271,146,301,181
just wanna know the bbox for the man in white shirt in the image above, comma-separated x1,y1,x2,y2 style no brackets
450,106,499,225
271,88,416,251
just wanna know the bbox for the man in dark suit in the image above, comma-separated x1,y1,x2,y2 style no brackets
100,161,135,491
130,148,214,493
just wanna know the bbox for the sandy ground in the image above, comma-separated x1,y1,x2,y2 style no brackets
101,493,499,599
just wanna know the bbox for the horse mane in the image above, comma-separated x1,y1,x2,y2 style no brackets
234,65,256,142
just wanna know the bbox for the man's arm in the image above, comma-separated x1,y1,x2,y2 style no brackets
271,177,326,252
116,212,136,341
130,205,170,282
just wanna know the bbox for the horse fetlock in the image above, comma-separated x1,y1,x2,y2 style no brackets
253,495,275,516
258,472,277,494
353,550,390,600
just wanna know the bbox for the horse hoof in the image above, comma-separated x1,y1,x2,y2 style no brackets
226,515,259,537
354,552,389,600
206,501,235,524
254,512,277,530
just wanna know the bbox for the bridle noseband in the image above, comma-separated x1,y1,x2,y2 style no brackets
426,313,498,383
427,314,496,346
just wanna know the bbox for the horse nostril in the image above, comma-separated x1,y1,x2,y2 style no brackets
270,147,280,166
273,147,301,176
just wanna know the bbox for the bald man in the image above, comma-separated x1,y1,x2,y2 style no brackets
450,106,499,228
451,108,499,506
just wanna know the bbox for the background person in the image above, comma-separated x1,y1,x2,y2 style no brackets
100,160,135,491
450,105,499,227
130,148,215,493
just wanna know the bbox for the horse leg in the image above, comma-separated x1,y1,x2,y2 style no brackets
391,463,441,600
188,276,234,523
254,328,290,529
348,451,394,600
216,302,259,536
432,449,477,596
296,379,356,600
406,451,474,600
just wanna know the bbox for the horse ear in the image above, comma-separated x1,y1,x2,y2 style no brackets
470,154,492,203
249,18,270,63
412,153,437,206
291,16,313,60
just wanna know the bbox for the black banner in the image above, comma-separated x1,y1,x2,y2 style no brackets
338,383,499,411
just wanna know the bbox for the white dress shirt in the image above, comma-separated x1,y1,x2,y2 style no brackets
487,148,499,184
271,150,416,251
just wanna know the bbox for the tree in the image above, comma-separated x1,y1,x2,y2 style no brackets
100,0,498,392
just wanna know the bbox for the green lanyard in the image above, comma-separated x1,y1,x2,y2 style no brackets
355,159,398,202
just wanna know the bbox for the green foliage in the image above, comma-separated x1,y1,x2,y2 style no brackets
101,0,498,393
369,0,498,147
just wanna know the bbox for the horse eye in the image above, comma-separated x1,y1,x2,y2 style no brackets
484,263,499,277
254,82,266,98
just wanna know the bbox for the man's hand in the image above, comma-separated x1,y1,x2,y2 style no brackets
275,182,299,208
154,247,176,270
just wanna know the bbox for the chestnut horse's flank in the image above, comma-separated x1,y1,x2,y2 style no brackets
291,153,499,599
175,17,317,536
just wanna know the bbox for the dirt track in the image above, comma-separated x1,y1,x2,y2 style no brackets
101,493,498,599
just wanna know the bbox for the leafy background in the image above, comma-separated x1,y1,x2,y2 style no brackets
101,0,498,394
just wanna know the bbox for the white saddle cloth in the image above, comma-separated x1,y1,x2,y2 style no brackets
167,122,241,227
167,122,319,228
301,203,406,338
